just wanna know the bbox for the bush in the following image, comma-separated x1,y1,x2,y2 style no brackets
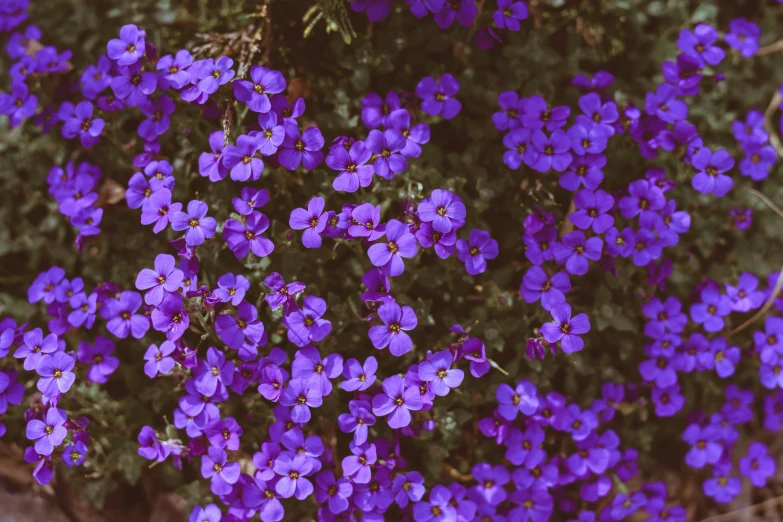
1,0,783,520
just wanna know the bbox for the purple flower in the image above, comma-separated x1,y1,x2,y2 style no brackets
523,95,571,131
365,128,408,180
413,484,457,522
171,200,217,246
62,441,88,467
222,134,264,181
677,24,725,67
392,471,426,508
739,143,775,181
273,452,314,500
106,24,145,65
372,375,424,429
341,356,378,392
417,189,466,234
189,505,221,522
26,407,67,456
156,50,193,90
351,0,393,21
191,56,235,95
576,92,618,133
143,340,176,378
327,140,374,192
138,95,175,140
369,301,417,356
630,229,663,267
493,0,528,31
682,423,723,468
652,383,685,417
644,83,688,123
456,229,499,276
67,292,98,328
150,293,189,341
434,0,477,29
284,296,332,346
279,123,324,170
521,266,571,311
553,231,602,276
36,351,75,398
215,300,265,350
725,18,761,58
416,222,457,259
111,63,157,107
214,273,250,306
541,303,591,354
338,399,376,445
201,446,240,495
135,254,184,306
100,291,149,339
141,189,181,233
243,476,285,522
703,466,741,504
368,219,418,276
223,212,275,259
199,130,229,181
530,129,573,173
263,272,304,313
289,196,328,249
419,351,464,396
508,489,553,522
77,336,119,384
342,441,377,484
700,337,741,378
726,272,765,312
662,53,703,96
388,108,430,157
280,378,323,423
315,470,354,514
690,287,732,333
739,442,775,487
560,154,606,191
292,345,343,396
568,124,609,156
416,73,461,119
496,380,539,420
14,328,58,371
348,203,386,241
691,147,734,197
61,101,104,147
618,179,666,227
502,128,536,169
569,189,614,233
0,81,37,127
233,66,286,113
360,91,402,129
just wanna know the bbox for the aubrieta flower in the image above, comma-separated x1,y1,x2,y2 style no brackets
213,272,250,306
26,407,67,456
365,128,408,180
199,130,229,181
280,378,323,423
456,229,499,276
372,374,424,429
417,189,466,233
702,464,741,504
135,253,184,306
140,189,181,233
725,18,761,58
36,351,76,397
677,24,725,68
14,328,58,371
233,65,286,113
502,128,535,170
29,267,66,304
215,300,265,350
342,441,377,484
341,356,378,392
726,272,765,312
530,129,573,173
644,83,688,123
739,442,775,487
369,301,418,356
521,267,571,311
76,336,119,384
618,179,666,227
347,203,386,241
279,123,324,171
388,108,431,158
419,350,464,396
496,380,539,420
289,196,328,249
156,49,193,90
493,91,525,131
62,441,88,467
368,219,418,276
101,290,150,339
733,110,767,145
106,24,145,66
223,212,275,259
143,340,177,378
690,286,732,333
416,73,461,119
553,231,602,276
138,95,175,141
541,303,591,354
61,101,104,147
682,423,723,468
201,446,240,495
188,504,221,522
111,63,157,107
222,134,264,182
150,293,189,341
739,143,775,181
360,91,402,129
291,346,343,396
284,296,332,346
327,140,374,192
569,189,614,234
315,470,353,515
0,81,37,127
171,200,217,246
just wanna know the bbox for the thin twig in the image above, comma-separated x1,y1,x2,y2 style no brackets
757,39,783,56
698,493,783,521
762,90,783,158
747,187,783,221
726,263,783,338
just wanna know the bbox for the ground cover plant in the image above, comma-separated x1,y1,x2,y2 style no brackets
2,0,783,520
